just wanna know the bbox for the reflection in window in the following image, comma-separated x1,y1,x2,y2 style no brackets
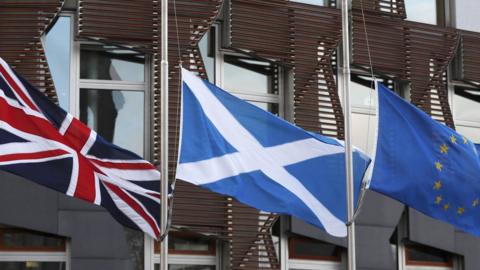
289,236,341,261
154,265,215,270
455,0,480,32
350,74,393,109
405,244,453,267
0,228,65,251
0,262,66,270
290,0,328,6
154,232,216,255
80,89,144,156
250,101,279,116
404,0,442,25
198,28,215,83
80,44,145,82
44,16,71,110
224,55,278,95
454,87,480,123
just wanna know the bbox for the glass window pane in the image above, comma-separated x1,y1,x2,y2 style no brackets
404,0,438,25
155,265,215,270
0,262,65,270
80,89,144,156
249,101,279,116
350,74,381,108
406,245,452,265
289,237,341,261
455,0,480,32
80,44,145,82
224,55,277,95
198,29,215,83
290,0,328,6
44,16,71,111
0,229,65,251
454,87,480,123
155,233,215,254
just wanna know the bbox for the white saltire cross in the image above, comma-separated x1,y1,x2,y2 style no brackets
177,69,347,237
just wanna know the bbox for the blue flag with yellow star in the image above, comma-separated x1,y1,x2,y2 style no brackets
370,83,480,236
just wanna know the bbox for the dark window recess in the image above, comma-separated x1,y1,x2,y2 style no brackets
455,86,480,103
0,228,66,252
154,232,216,255
0,262,66,270
405,244,454,267
289,236,342,261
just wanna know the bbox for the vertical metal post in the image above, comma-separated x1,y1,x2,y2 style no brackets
160,0,169,269
340,0,356,270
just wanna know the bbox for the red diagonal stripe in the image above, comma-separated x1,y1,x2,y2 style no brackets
73,156,97,202
0,149,69,162
63,118,92,152
104,182,160,238
91,159,156,170
0,64,38,111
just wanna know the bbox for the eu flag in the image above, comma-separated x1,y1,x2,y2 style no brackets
370,83,480,236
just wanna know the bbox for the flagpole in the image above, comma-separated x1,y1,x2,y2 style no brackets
340,0,356,270
160,0,169,269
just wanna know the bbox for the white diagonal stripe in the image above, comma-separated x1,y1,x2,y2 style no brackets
180,68,347,237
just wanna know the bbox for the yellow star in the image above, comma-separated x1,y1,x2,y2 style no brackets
435,196,442,204
451,135,457,144
443,203,450,211
433,181,442,190
435,161,443,171
457,207,465,215
473,199,479,207
463,136,468,144
440,144,448,154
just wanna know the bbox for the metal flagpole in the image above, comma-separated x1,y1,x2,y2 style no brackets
340,0,356,270
160,0,169,269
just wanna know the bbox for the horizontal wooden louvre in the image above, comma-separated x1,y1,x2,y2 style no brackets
0,1,63,102
77,0,156,52
290,3,344,139
352,8,457,127
352,9,405,78
230,0,291,64
457,30,480,83
404,21,457,128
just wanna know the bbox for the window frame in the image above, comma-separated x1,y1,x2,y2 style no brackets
72,40,152,159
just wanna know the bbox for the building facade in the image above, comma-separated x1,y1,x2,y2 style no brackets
1,0,480,270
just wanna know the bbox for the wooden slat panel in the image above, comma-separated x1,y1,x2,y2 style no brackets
0,1,63,102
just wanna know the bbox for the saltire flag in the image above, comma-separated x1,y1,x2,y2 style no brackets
0,58,162,239
370,83,480,236
176,68,371,237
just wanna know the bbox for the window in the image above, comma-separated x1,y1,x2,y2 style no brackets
288,236,344,270
405,244,453,268
150,232,218,270
350,73,394,112
0,227,68,270
78,43,148,157
404,0,445,25
455,0,480,32
453,86,480,126
222,54,281,115
43,14,73,111
289,0,330,6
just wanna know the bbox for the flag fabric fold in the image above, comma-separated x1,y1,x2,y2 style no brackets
176,68,371,237
0,58,162,239
370,83,480,236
